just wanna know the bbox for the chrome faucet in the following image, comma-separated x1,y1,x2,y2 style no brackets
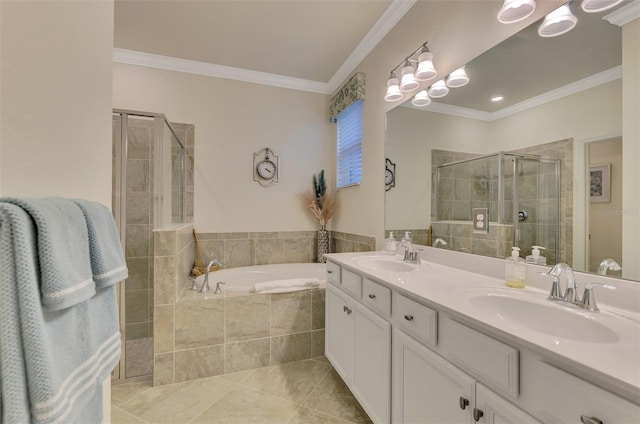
200,259,224,293
597,258,621,275
399,238,422,264
540,263,579,303
432,237,447,248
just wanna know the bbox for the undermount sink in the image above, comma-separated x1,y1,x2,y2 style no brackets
458,288,623,344
352,256,416,273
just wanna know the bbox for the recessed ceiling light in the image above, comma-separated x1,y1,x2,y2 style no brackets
491,96,504,102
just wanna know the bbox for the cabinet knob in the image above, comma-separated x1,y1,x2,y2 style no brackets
404,315,414,321
473,407,484,422
327,270,333,274
368,294,376,299
459,397,469,410
343,306,352,315
581,416,603,424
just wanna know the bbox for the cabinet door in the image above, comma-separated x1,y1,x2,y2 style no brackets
474,383,540,424
353,302,391,424
325,283,355,385
393,329,475,424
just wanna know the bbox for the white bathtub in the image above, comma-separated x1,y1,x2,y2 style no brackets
190,262,326,296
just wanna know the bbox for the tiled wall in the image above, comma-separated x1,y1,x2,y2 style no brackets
431,222,514,258
195,230,376,267
430,139,571,263
152,224,327,386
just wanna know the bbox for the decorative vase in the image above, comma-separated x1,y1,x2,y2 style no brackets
317,227,330,263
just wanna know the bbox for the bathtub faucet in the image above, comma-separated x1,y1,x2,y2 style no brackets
200,259,225,293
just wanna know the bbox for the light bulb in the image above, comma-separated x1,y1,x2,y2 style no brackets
415,50,437,81
427,80,449,98
445,66,469,88
400,62,419,92
412,90,431,107
497,0,537,24
538,4,577,37
384,74,403,102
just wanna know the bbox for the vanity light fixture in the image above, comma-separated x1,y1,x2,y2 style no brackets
445,66,470,88
411,90,432,107
384,41,436,102
400,60,420,92
497,0,537,23
538,3,577,37
581,0,625,13
384,72,404,102
427,80,449,98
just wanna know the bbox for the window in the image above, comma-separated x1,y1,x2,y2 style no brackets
336,99,363,188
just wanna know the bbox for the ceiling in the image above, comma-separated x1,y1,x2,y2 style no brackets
430,3,623,114
114,0,394,86
114,0,629,107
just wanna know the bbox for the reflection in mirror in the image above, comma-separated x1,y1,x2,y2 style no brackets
384,4,636,280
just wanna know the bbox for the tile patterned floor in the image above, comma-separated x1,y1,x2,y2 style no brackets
111,357,372,424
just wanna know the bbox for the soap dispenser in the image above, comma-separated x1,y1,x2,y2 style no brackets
526,246,546,265
385,232,397,255
505,247,526,288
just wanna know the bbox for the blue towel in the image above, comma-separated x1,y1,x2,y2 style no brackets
0,197,95,310
73,199,128,287
0,201,124,424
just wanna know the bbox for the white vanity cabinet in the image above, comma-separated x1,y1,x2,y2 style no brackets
393,328,538,424
325,281,391,424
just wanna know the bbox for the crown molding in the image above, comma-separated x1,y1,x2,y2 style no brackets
327,0,417,94
403,66,622,121
491,66,622,120
113,48,329,94
604,0,640,26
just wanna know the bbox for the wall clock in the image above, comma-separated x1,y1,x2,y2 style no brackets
253,147,279,187
385,158,396,191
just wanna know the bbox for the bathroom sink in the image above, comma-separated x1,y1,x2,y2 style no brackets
352,256,416,273
458,288,622,344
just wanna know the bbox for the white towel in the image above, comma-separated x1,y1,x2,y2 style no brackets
254,278,321,294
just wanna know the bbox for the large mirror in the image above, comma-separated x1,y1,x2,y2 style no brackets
384,4,636,280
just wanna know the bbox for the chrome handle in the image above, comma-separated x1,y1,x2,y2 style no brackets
580,416,603,424
459,397,469,410
327,270,333,274
579,283,615,312
189,278,199,291
368,294,376,299
473,407,484,422
404,315,414,321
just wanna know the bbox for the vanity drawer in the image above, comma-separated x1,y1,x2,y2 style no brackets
362,278,391,317
394,293,437,347
341,268,362,298
326,261,341,285
444,318,519,397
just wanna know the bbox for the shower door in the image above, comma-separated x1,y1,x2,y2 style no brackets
511,156,560,265
112,110,185,380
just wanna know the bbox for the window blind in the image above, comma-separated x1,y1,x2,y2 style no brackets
336,99,362,188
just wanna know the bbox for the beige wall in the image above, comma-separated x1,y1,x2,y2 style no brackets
332,1,563,247
0,0,114,206
589,139,623,274
622,18,640,280
113,64,333,233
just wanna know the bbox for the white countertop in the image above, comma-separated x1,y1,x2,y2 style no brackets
325,250,640,405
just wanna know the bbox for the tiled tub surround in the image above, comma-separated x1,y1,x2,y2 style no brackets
153,225,333,386
195,231,376,267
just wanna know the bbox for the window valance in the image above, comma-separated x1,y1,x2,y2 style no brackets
329,72,365,123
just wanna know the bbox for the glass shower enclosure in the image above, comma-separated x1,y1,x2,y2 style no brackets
434,152,561,264
112,110,186,380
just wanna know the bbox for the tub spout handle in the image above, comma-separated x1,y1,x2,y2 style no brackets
214,281,226,294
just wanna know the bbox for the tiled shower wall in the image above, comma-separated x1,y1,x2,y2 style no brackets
430,139,571,263
113,116,194,378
